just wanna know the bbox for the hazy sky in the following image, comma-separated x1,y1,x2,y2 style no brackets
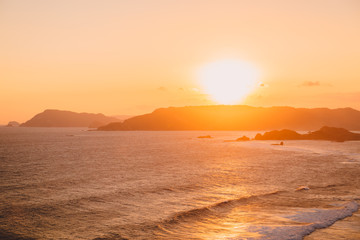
1,0,360,124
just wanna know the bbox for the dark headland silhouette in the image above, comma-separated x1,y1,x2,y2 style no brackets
21,109,120,128
255,126,360,142
98,105,360,131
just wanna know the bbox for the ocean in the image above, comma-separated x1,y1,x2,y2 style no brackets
0,127,359,240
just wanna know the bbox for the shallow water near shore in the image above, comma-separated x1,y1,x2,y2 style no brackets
0,127,359,239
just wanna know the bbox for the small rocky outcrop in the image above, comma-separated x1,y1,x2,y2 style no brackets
7,121,20,127
236,136,250,141
198,135,212,139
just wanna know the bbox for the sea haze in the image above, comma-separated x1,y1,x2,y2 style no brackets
0,128,359,239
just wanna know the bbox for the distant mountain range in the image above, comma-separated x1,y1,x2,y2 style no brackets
21,109,119,128
98,105,360,131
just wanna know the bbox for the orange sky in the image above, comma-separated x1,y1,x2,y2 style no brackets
1,0,360,124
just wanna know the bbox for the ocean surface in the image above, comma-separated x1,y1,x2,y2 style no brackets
0,127,359,240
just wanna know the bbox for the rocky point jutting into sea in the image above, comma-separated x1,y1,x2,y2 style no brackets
254,126,360,142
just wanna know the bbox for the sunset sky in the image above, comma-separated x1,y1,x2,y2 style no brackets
1,0,360,124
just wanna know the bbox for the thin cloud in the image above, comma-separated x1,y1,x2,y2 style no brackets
300,81,321,87
191,88,200,92
299,81,333,87
157,86,167,91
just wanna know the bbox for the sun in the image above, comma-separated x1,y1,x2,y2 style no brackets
197,59,260,104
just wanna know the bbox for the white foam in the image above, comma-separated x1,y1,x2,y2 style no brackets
244,201,358,240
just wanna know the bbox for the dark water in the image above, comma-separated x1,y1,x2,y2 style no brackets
0,127,359,239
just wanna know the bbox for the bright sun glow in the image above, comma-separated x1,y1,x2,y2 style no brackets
198,59,260,104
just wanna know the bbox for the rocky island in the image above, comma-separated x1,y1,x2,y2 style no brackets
254,126,360,142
